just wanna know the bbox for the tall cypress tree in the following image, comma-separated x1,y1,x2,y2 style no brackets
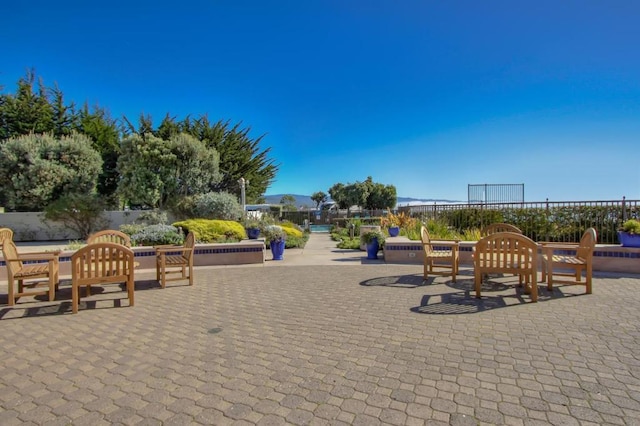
76,104,122,207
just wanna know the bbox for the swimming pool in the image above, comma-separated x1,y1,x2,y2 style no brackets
309,224,331,233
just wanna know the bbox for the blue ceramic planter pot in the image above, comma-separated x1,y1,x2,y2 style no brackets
270,239,285,260
618,231,640,248
366,238,379,259
388,226,400,237
246,227,260,239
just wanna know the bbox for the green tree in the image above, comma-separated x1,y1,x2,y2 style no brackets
123,115,279,203
328,183,347,209
0,132,102,211
117,133,221,209
311,191,328,209
362,176,397,209
328,177,397,211
50,84,78,138
329,181,368,211
166,116,278,202
0,70,55,139
76,104,122,206
43,193,108,239
280,194,297,211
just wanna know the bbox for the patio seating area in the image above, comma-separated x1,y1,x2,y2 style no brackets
1,233,640,424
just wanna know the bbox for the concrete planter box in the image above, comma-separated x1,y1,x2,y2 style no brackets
383,236,640,274
0,240,266,281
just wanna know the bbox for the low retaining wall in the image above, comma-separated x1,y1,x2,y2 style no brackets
0,211,157,241
0,241,265,281
383,237,640,274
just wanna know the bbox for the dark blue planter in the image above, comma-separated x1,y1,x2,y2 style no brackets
618,231,640,248
270,239,285,260
388,226,400,237
246,227,260,239
366,238,379,259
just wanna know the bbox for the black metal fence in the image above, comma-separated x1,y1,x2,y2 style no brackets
281,198,639,244
468,183,524,203
399,197,639,244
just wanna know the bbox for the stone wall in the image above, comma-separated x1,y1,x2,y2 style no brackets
0,211,150,241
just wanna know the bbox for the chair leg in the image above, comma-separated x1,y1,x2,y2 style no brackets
474,271,482,298
72,283,79,314
127,276,135,306
530,272,538,302
48,275,55,302
8,278,15,306
546,261,554,291
451,253,458,283
160,256,166,289
586,263,592,294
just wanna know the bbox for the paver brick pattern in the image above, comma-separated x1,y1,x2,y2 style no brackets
1,262,640,425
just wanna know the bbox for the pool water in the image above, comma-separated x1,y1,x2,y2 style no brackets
309,224,331,233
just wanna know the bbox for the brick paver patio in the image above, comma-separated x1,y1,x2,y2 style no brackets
1,234,640,425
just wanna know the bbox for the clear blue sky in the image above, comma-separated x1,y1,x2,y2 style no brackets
2,0,639,202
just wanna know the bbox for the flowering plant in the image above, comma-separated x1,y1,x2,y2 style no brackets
380,210,415,229
262,225,286,242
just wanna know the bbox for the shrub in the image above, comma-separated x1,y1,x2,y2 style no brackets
461,228,482,241
284,233,309,249
193,192,243,220
281,224,304,238
622,219,640,234
136,210,168,225
173,219,245,243
337,237,360,250
361,230,385,246
425,219,460,240
263,225,286,242
131,224,184,246
380,210,416,230
43,193,109,239
0,132,102,211
120,223,145,236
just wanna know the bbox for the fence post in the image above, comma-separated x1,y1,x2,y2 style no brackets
622,196,627,222
545,198,550,241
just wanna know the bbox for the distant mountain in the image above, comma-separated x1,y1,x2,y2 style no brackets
263,194,317,208
263,194,462,208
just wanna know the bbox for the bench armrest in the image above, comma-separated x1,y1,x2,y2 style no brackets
14,252,60,261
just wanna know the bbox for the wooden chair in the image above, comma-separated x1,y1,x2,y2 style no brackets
2,239,60,306
540,228,597,294
481,223,522,237
420,226,459,282
474,232,539,302
85,230,134,297
0,227,14,245
155,232,195,288
71,242,135,314
87,230,132,247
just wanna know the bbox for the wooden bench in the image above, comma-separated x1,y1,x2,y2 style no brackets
474,232,539,302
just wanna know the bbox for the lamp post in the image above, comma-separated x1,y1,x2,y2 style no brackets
239,177,247,212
